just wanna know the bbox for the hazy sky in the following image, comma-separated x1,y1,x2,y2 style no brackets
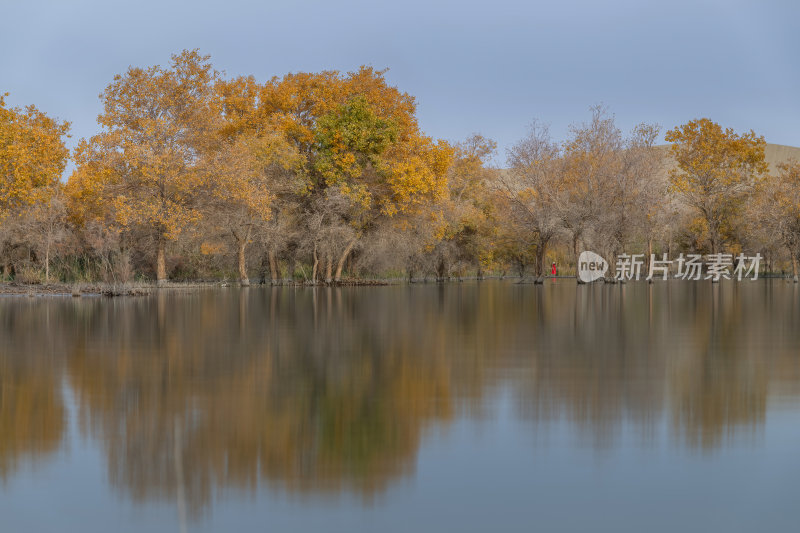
2,0,798,167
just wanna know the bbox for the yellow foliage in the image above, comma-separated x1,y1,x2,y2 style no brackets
67,50,217,245
665,118,767,252
0,94,70,220
200,241,226,255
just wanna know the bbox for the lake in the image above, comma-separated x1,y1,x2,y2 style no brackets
1,280,799,532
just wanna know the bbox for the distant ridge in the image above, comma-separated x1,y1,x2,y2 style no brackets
655,143,800,175
762,143,800,170
498,143,800,179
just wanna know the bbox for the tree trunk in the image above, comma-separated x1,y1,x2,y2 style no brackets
436,257,447,282
571,231,580,267
516,259,526,279
45,238,51,284
535,243,545,278
312,245,319,285
156,240,167,285
269,249,279,284
708,217,721,254
792,253,798,283
257,254,268,284
238,239,249,286
334,237,357,282
325,254,333,284
288,256,296,283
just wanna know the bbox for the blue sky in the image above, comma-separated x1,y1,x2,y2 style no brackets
2,0,798,168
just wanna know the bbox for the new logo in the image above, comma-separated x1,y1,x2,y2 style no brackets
578,251,608,283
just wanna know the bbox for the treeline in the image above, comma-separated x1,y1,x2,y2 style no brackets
2,50,800,285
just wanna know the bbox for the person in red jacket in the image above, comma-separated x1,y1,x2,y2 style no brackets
551,262,557,276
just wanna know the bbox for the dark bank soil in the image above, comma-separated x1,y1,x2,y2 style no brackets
0,281,150,297
0,278,394,296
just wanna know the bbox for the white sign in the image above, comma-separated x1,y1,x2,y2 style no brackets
578,251,609,283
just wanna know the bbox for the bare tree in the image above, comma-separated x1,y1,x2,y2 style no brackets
752,161,800,280
500,121,563,280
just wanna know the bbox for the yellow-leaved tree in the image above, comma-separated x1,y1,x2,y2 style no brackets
0,94,70,280
665,118,767,253
230,66,453,283
202,132,300,284
68,50,218,283
0,94,69,218
424,134,498,280
311,92,452,281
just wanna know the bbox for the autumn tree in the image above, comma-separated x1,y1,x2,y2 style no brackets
202,128,300,284
0,94,70,278
556,107,656,265
0,94,70,218
557,106,623,262
420,134,498,280
212,75,305,283
501,122,563,279
69,50,218,284
753,161,800,280
583,121,666,270
17,185,69,282
256,69,356,280
665,118,767,254
254,67,452,283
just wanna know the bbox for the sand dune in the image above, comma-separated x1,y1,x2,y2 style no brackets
655,143,800,176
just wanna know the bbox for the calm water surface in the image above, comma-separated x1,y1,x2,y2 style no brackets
1,280,799,532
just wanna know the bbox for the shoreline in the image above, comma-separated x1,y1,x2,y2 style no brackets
0,277,507,296
0,279,397,296
3,274,794,297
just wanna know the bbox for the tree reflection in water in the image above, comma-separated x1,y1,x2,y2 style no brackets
1,280,799,517
0,300,66,482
